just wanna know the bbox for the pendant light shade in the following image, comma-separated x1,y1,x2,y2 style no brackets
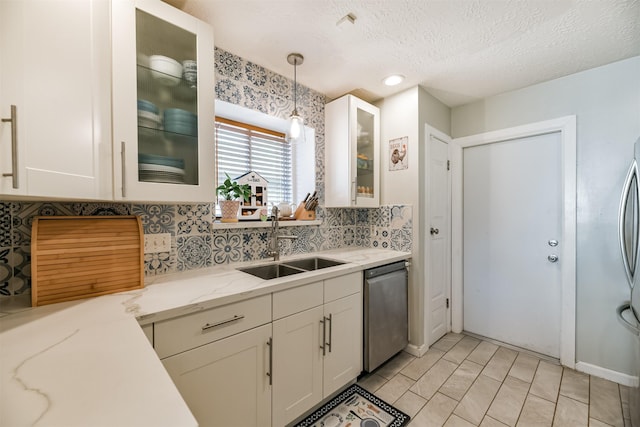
287,53,305,143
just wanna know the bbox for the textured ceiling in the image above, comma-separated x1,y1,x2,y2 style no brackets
165,0,640,107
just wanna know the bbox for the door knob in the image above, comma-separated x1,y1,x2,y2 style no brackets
430,227,439,235
548,254,558,263
548,239,558,247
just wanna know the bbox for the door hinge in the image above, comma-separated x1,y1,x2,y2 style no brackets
447,160,450,171
446,298,450,308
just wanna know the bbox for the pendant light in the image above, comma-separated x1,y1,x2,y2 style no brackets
287,53,305,143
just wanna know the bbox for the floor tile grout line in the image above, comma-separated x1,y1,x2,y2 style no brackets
445,349,519,427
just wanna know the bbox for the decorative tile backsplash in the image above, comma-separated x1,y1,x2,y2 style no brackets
0,48,413,298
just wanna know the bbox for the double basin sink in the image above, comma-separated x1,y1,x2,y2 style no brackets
238,257,345,280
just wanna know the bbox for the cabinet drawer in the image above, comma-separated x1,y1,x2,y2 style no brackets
324,272,362,302
273,281,323,320
155,294,271,359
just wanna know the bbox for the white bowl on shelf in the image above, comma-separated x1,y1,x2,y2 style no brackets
149,55,182,86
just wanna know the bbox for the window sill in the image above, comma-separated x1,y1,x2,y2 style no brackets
211,219,322,229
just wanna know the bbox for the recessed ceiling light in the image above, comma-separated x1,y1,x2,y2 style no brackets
383,74,404,86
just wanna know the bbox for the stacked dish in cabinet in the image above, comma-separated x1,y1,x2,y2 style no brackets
135,53,198,185
138,154,185,184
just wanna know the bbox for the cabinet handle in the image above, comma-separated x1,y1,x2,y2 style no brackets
266,337,273,385
120,141,126,198
2,105,18,189
201,314,245,331
326,314,332,353
320,318,326,356
351,180,357,205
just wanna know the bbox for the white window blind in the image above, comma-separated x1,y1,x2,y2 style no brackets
215,118,292,204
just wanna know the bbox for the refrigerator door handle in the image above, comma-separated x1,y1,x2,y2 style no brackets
619,161,639,289
616,303,640,336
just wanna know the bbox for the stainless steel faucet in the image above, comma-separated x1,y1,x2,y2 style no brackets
268,206,297,261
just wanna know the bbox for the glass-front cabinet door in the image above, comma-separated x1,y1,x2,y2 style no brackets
325,94,380,208
354,103,379,207
112,0,214,202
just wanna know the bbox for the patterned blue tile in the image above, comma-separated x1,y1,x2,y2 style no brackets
390,229,412,252
215,48,244,80
176,204,212,235
266,96,293,119
370,206,390,227
268,73,292,99
371,227,390,249
291,226,322,254
177,235,212,271
355,209,370,225
242,230,269,261
390,205,412,229
0,248,11,296
321,227,343,250
12,202,75,246
325,208,343,227
354,227,371,248
212,230,242,264
0,203,11,247
343,227,355,246
245,61,268,87
12,246,30,294
243,86,270,114
132,204,175,235
69,203,131,216
216,78,242,104
343,209,356,226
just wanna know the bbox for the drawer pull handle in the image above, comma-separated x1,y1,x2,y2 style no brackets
326,314,332,353
266,337,273,385
320,318,326,356
2,105,18,189
201,314,245,331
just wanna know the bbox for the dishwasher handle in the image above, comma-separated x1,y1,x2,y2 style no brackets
365,260,408,279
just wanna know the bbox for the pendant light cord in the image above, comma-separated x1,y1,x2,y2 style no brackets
293,59,298,114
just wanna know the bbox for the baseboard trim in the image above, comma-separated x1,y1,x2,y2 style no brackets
405,343,427,357
575,361,639,387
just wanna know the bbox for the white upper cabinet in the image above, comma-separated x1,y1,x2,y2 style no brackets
112,0,215,202
325,94,380,208
0,0,113,199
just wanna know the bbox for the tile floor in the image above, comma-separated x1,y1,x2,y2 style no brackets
357,333,632,427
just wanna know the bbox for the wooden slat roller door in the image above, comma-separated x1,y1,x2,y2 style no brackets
31,216,144,306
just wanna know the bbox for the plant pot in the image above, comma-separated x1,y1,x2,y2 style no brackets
219,200,241,223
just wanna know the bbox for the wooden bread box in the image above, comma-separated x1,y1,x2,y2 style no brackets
31,216,144,307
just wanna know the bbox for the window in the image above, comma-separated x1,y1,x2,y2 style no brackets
215,117,292,204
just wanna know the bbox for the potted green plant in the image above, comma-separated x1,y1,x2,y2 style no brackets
216,173,252,223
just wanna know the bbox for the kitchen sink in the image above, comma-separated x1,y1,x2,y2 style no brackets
238,263,306,280
282,257,345,271
238,257,345,280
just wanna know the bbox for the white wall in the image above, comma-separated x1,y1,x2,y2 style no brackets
377,86,451,352
452,56,640,375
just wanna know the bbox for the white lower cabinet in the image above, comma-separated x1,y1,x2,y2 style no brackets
155,272,363,427
322,293,362,397
162,323,272,427
272,273,363,426
272,306,324,427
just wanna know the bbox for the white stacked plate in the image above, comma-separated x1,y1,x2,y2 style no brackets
138,154,186,184
138,110,161,129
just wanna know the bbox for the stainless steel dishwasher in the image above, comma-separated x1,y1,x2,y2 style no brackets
363,260,409,372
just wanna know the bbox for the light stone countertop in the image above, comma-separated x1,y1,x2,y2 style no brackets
0,247,410,427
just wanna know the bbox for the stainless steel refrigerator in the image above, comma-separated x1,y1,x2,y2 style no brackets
617,137,640,425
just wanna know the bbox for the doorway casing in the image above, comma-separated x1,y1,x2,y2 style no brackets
450,116,576,368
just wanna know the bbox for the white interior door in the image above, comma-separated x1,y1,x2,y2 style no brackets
427,132,451,346
463,131,562,358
